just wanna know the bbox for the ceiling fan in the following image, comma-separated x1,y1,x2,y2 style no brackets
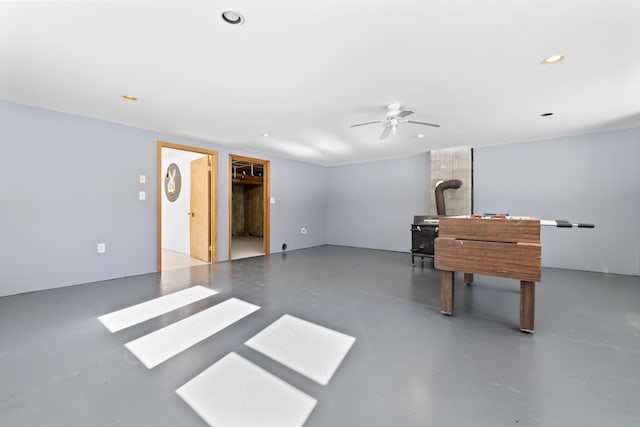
350,103,440,140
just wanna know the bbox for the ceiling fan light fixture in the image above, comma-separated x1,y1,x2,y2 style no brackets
542,54,565,65
350,103,441,139
222,10,245,25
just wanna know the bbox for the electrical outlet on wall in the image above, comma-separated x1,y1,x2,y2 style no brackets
97,243,106,253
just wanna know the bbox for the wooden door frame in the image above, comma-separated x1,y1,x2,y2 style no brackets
229,154,270,259
157,141,218,272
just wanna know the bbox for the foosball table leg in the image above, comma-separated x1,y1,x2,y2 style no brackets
440,271,455,315
520,280,535,333
464,273,474,286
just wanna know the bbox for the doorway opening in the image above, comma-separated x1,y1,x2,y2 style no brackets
157,142,218,272
229,155,270,260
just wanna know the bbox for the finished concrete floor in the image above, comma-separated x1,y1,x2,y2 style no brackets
1,245,639,426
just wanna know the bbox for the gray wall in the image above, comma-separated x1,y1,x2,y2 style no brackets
473,129,640,276
2,100,638,297
1,101,330,297
269,157,328,252
325,154,431,252
324,129,639,276
2,101,157,297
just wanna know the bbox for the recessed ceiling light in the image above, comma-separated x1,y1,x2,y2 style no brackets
416,134,425,139
222,10,244,25
122,95,137,101
540,112,554,117
263,133,270,138
542,54,565,65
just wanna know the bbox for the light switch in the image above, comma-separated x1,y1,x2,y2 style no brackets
139,174,146,184
270,197,275,204
139,191,146,201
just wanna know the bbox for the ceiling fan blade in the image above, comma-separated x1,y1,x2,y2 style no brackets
407,120,441,128
379,126,392,140
395,110,414,118
350,120,383,128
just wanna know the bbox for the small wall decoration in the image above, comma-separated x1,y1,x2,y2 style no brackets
164,163,182,202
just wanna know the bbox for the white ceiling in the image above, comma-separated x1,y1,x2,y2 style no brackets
2,0,639,166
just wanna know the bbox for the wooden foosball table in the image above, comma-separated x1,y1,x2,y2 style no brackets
434,216,541,332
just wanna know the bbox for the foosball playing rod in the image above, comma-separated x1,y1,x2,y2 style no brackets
540,220,595,228
413,218,595,228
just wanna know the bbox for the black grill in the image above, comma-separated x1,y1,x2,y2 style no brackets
411,215,438,266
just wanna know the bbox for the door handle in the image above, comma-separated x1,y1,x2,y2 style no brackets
188,212,194,217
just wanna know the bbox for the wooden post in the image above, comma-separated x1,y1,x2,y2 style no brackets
440,271,455,315
520,281,535,333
